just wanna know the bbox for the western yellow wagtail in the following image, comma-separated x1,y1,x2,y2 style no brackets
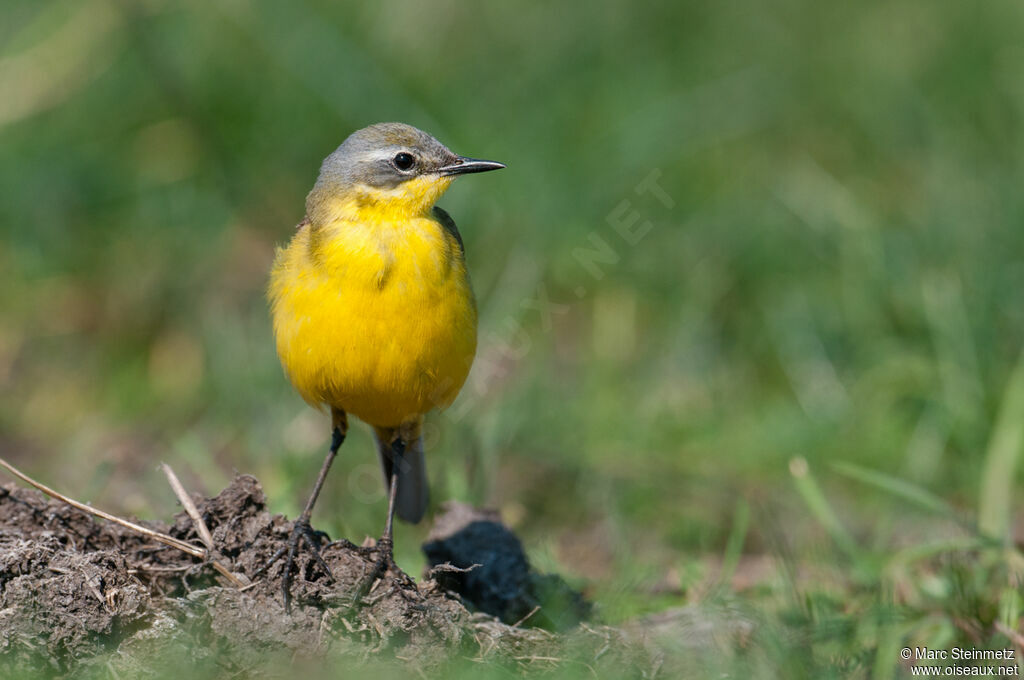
265,122,503,609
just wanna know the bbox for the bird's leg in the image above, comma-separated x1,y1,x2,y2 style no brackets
355,436,407,601
379,437,402,560
255,409,347,613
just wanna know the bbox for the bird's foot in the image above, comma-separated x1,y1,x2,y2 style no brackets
353,536,417,605
253,515,333,613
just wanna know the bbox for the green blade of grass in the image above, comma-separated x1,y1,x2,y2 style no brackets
789,457,861,559
831,461,961,523
886,537,985,568
716,497,750,590
978,347,1024,541
873,621,901,680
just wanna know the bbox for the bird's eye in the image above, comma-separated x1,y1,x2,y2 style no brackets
393,152,416,171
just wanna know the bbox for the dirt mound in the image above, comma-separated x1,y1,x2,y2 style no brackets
0,476,636,677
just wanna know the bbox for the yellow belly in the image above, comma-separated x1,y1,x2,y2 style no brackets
268,214,477,427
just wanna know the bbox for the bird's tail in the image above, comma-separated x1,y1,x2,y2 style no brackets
374,421,429,524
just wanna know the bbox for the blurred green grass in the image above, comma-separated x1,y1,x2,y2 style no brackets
2,0,1024,676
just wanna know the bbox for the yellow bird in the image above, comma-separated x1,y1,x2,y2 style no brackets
266,122,503,609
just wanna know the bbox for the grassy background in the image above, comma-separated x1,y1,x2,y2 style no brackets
2,0,1024,676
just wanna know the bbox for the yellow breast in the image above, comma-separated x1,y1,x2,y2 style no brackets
268,203,477,427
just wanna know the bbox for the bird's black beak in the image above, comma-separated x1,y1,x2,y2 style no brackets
437,156,506,176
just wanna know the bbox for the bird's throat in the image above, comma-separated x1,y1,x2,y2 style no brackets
308,175,454,225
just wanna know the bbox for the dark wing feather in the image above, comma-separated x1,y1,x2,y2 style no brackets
432,206,464,254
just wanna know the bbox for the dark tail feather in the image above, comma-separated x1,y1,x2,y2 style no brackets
374,427,429,524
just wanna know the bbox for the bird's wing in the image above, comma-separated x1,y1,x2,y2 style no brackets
432,206,464,254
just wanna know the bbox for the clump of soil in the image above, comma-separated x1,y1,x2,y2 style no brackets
424,502,591,630
0,476,644,677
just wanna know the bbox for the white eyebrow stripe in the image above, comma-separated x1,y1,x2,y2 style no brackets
365,147,408,162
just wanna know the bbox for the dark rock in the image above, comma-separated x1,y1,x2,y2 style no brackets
422,501,591,631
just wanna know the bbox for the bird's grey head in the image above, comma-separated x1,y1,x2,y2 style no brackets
308,122,504,205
